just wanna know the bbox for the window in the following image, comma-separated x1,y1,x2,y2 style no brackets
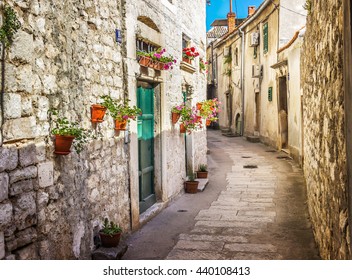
254,46,257,59
263,22,268,54
136,38,158,53
182,34,190,49
235,48,239,66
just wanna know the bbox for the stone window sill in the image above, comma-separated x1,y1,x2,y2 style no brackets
180,61,196,74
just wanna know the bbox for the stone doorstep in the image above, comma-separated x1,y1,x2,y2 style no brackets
92,242,128,260
196,178,209,192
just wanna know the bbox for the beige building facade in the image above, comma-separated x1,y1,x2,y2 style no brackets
0,0,207,259
209,0,305,161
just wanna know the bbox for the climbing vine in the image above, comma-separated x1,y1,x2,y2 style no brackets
303,0,312,15
0,5,21,145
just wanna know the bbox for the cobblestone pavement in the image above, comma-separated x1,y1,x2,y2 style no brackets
123,130,320,260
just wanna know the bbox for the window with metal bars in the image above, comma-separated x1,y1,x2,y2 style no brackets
136,38,159,53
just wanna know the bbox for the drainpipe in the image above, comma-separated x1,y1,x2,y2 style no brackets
237,0,272,136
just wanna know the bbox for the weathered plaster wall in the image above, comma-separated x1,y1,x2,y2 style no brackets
302,0,350,259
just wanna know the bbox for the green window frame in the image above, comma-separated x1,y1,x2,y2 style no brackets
263,22,268,54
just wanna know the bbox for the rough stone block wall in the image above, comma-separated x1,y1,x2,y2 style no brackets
302,0,350,259
0,0,129,259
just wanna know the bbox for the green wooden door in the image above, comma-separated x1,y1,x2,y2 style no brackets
137,86,156,213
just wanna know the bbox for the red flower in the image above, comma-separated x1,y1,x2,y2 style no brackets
190,47,195,52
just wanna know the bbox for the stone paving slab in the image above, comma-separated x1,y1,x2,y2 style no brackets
179,234,248,243
223,243,277,253
195,220,269,228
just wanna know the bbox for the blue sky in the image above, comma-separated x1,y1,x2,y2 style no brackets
206,0,265,30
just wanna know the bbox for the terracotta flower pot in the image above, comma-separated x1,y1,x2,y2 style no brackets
196,171,208,179
206,119,211,126
54,135,75,155
182,57,192,64
91,104,107,123
139,56,151,67
180,123,186,133
196,102,202,110
185,181,199,193
115,119,127,130
99,232,121,248
152,61,164,71
172,112,181,124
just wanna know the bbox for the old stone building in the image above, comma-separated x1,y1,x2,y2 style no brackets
302,0,351,259
0,0,207,259
207,0,306,160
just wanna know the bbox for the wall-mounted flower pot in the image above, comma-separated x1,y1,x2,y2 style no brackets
151,61,164,71
185,181,199,193
196,171,208,179
196,102,202,110
54,135,75,155
172,112,181,124
99,232,121,248
206,119,211,126
180,123,186,133
115,119,127,130
91,104,107,123
139,56,151,67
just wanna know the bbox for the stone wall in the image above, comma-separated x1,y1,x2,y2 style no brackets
0,0,129,259
0,0,207,259
302,0,350,259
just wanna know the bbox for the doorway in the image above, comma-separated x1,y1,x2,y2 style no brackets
278,76,288,149
137,86,156,214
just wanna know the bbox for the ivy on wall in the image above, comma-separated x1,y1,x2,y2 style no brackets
0,5,21,146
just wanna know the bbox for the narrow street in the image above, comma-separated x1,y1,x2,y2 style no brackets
123,130,320,260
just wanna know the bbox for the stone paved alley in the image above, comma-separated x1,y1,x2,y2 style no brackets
123,130,320,260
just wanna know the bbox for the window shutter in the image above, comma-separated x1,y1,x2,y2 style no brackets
263,22,268,54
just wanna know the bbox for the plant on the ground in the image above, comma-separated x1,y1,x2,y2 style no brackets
50,109,92,154
101,218,122,236
198,164,208,172
183,46,200,60
187,172,196,182
101,95,142,122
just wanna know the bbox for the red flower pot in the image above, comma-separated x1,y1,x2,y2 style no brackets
182,57,192,64
196,102,202,110
185,181,199,193
91,104,107,123
206,119,211,126
180,123,186,133
152,61,164,71
172,112,181,124
115,119,127,130
54,135,75,155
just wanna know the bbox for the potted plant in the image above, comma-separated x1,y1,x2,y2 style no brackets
199,58,208,73
171,103,185,124
182,46,199,64
50,110,92,155
196,164,208,179
199,98,221,126
137,48,176,70
184,172,199,193
99,218,122,248
180,106,202,134
101,95,142,130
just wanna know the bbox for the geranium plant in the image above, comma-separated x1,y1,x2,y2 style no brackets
198,98,221,122
180,106,202,133
182,46,200,60
199,58,208,73
137,48,177,70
